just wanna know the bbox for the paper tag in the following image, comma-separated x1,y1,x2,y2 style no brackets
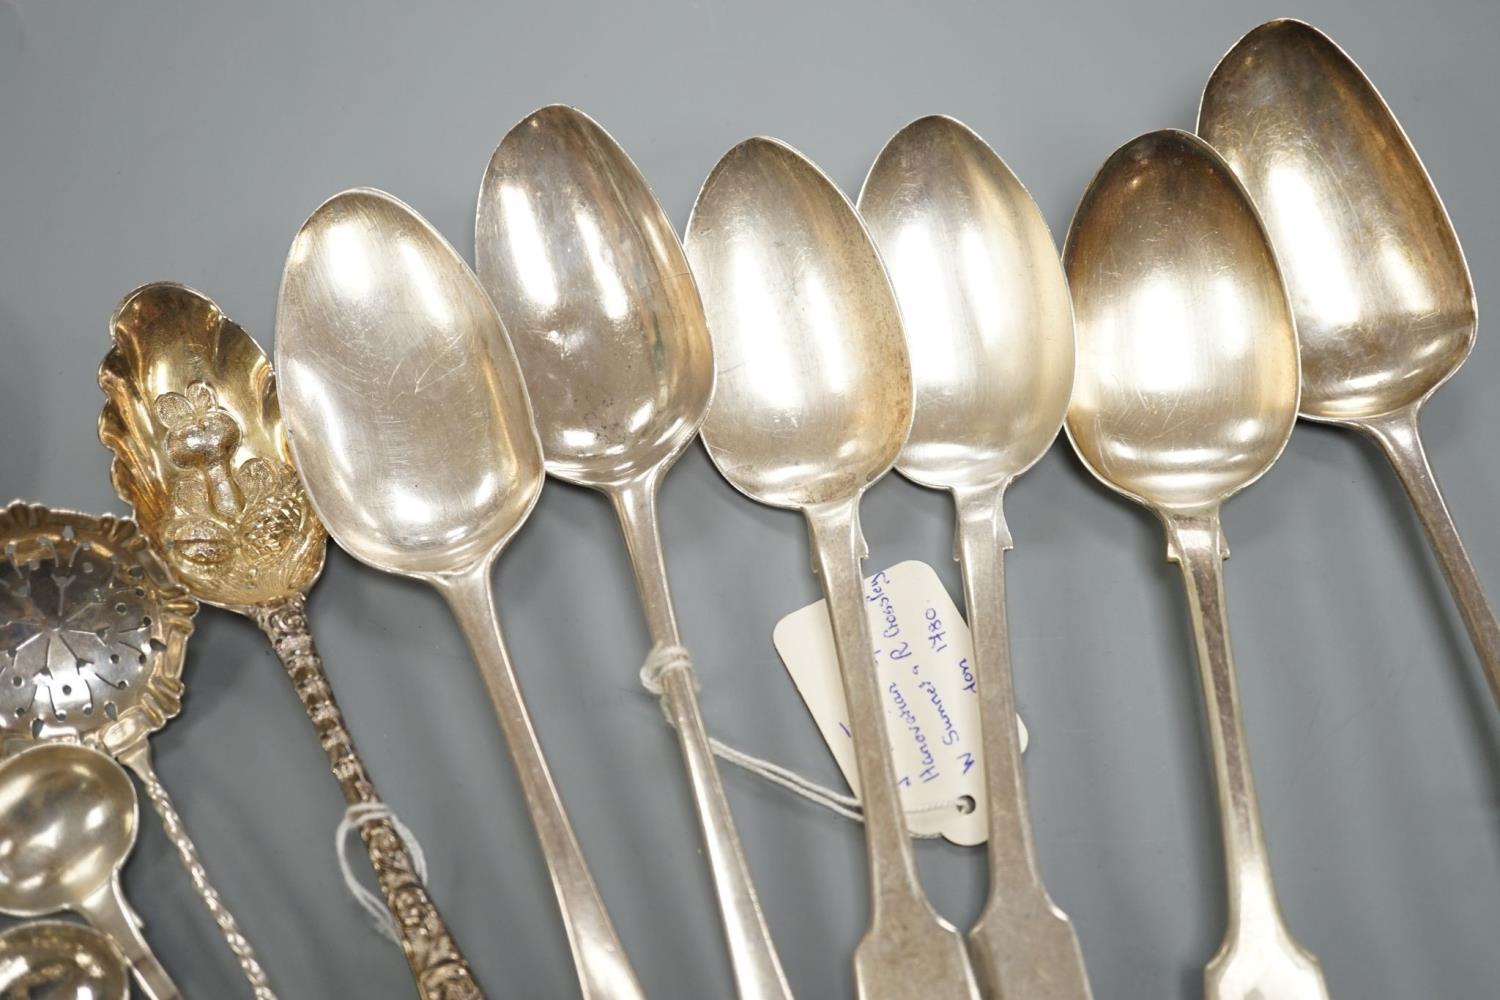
772,560,1025,846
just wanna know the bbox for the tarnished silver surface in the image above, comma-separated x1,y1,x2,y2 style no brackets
476,104,790,1000
0,921,129,1000
1199,18,1500,716
276,188,644,1000
0,743,179,1000
859,114,1091,1000
686,136,979,1000
1064,129,1327,1000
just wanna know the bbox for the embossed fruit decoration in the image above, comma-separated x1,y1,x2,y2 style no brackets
99,285,326,610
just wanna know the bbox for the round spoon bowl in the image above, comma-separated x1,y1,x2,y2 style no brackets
276,189,544,578
0,745,137,918
476,105,713,487
0,921,130,1000
1199,18,1475,422
685,137,912,509
859,114,1074,489
1064,130,1299,511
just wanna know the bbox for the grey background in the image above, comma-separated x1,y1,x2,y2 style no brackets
1,0,1496,997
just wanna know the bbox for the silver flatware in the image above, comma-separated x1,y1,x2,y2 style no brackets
859,114,1091,1000
275,188,644,1000
685,136,980,1000
98,282,482,999
1064,129,1328,1000
0,921,129,1000
0,743,180,1000
476,104,791,1000
0,502,271,997
1199,18,1500,712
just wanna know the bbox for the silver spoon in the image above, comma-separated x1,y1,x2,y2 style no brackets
0,743,180,1000
1064,130,1327,1000
858,114,1091,1000
685,136,980,1000
1199,18,1500,713
0,921,129,1000
275,188,644,1000
476,104,791,1000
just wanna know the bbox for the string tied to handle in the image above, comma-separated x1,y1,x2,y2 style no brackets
335,802,430,944
638,643,963,837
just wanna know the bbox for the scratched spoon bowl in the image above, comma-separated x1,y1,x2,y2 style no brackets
859,113,1090,1000
1065,128,1325,1000
0,921,130,1000
276,188,643,1000
686,136,979,1000
476,104,789,999
1199,18,1500,711
0,744,179,1000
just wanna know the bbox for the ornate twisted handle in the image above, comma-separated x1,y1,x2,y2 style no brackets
116,741,277,1000
253,595,483,1000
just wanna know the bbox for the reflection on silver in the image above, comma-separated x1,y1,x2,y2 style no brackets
859,114,1091,1000
1200,18,1500,714
1064,129,1328,1000
0,921,129,1000
475,105,791,1000
687,135,980,1000
0,744,178,1000
276,188,644,1000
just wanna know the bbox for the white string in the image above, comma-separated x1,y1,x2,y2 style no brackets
641,644,965,838
335,802,430,944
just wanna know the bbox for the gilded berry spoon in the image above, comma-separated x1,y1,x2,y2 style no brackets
98,283,482,1000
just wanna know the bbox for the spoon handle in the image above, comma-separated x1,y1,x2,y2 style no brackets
952,483,1092,1000
252,595,484,1000
115,741,277,1000
1163,512,1328,1000
1356,406,1500,711
438,565,645,1000
610,474,794,1000
804,497,980,1000
79,878,182,1000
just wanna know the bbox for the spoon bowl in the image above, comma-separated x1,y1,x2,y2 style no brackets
0,921,129,1000
860,114,1090,999
476,105,713,487
0,744,136,917
687,137,978,1000
1200,18,1474,422
0,746,179,1000
477,106,790,998
1065,129,1324,1000
278,188,642,999
1065,129,1299,510
1199,18,1500,713
688,137,912,509
276,188,543,579
860,114,1074,489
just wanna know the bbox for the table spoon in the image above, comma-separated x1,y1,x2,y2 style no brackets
1199,18,1500,713
98,282,481,1000
276,188,644,1000
685,136,979,1000
1064,129,1327,1000
0,743,179,1000
0,921,129,1000
476,104,791,1000
859,114,1091,1000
